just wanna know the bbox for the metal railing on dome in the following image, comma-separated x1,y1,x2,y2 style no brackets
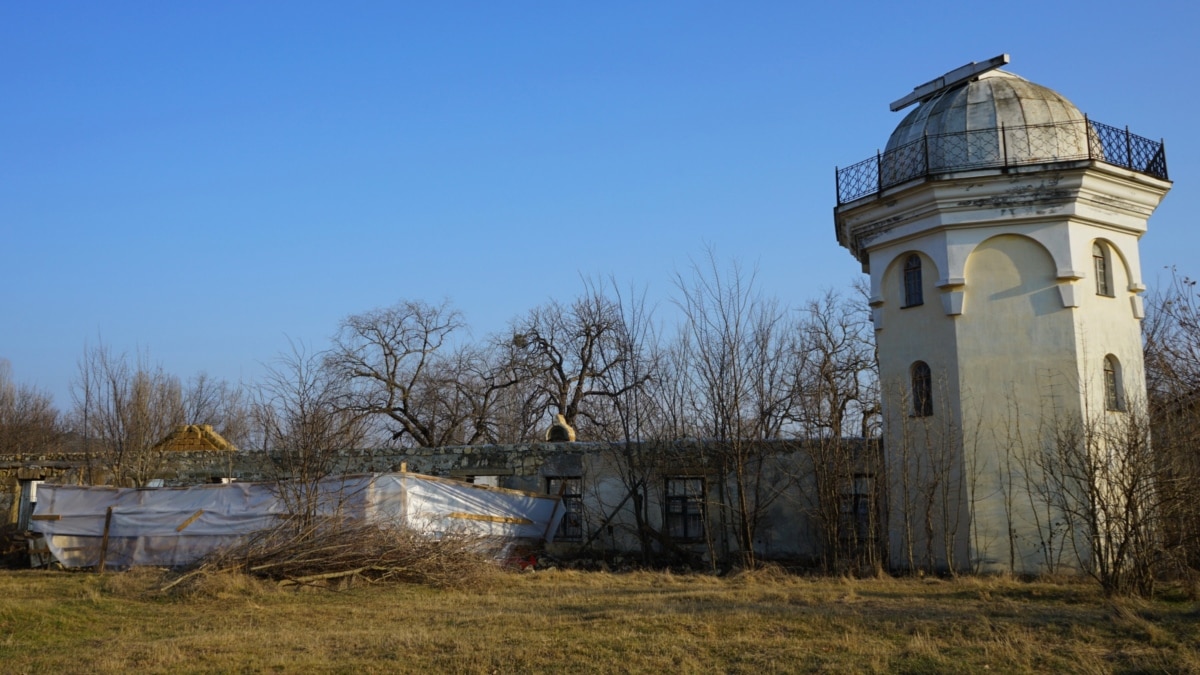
835,117,1168,205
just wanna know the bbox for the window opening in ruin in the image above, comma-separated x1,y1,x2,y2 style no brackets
665,477,706,542
546,477,583,542
839,474,875,545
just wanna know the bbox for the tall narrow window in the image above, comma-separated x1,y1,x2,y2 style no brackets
911,361,933,417
1093,243,1112,296
1104,355,1123,411
547,477,583,542
665,477,706,542
903,254,924,307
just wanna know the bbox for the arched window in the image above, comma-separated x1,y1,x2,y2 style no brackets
1093,243,1113,297
1104,355,1123,411
903,254,923,308
911,361,933,417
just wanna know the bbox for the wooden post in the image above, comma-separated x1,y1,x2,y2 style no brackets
97,506,114,573
400,473,409,526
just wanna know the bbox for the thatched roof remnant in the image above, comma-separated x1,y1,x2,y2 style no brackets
153,424,237,453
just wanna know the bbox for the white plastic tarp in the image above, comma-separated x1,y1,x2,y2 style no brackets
31,472,564,569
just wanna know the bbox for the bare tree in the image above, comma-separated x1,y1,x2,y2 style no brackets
1012,383,1074,576
0,360,61,457
591,280,667,563
71,342,186,487
437,341,530,445
673,252,797,567
254,342,370,524
182,372,251,450
788,289,882,573
1033,402,1161,596
329,300,511,447
1143,271,1200,575
480,336,547,444
1145,271,1200,404
882,368,967,575
513,283,647,439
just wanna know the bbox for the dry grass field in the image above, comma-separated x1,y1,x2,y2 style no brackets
1,567,1198,673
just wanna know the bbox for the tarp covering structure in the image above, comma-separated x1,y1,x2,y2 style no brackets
30,472,565,569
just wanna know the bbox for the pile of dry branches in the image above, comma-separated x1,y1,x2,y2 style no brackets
162,519,504,593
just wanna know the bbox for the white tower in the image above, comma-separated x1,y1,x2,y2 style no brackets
834,56,1171,573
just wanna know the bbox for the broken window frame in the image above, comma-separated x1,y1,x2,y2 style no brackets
546,476,583,542
665,477,706,543
838,473,875,546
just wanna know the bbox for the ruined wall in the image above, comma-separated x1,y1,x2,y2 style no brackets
1,451,240,528
4,440,877,566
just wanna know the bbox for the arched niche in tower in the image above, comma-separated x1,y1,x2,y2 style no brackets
958,234,1078,404
961,234,1061,318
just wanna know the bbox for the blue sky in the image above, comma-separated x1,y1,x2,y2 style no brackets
3,1,1196,408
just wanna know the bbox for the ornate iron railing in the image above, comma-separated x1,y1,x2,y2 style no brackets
835,117,1168,205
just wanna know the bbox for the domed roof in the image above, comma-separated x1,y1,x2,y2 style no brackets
877,69,1097,182
886,69,1086,152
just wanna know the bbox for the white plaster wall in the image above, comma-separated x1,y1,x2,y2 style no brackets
873,249,972,570
1068,227,1148,420
956,233,1081,572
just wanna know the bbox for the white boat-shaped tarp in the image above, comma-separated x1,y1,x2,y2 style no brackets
30,472,565,569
